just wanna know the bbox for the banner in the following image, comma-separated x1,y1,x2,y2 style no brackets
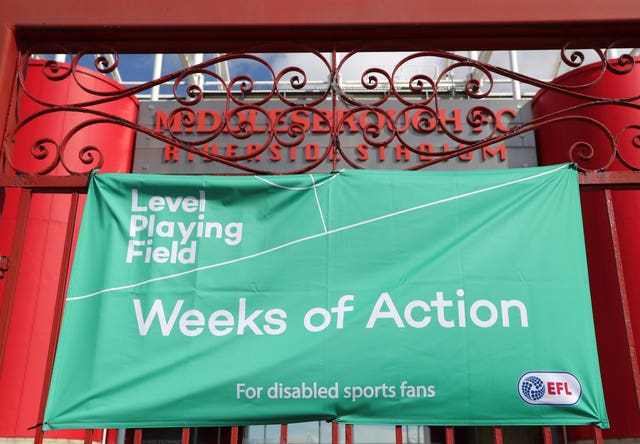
44,164,609,429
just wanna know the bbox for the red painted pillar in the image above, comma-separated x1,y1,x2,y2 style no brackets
533,57,640,440
0,59,138,439
0,24,19,339
0,25,17,154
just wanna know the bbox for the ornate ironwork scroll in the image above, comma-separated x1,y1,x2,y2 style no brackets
4,46,640,176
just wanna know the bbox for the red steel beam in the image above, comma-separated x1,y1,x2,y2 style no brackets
33,193,79,444
4,0,640,52
594,425,603,444
542,426,553,444
134,429,142,444
580,171,640,191
604,189,640,413
83,429,93,444
445,427,454,444
231,426,239,444
181,428,190,444
492,427,503,444
7,0,639,28
0,188,32,381
0,25,18,174
0,175,90,190
345,424,352,444
12,23,640,54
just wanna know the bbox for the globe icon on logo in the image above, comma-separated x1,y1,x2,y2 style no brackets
521,376,545,401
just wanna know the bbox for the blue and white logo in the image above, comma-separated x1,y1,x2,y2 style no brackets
518,372,582,405
520,376,545,401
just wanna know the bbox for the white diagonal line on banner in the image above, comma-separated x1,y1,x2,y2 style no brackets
254,173,340,190
67,164,567,302
310,174,328,233
256,173,330,231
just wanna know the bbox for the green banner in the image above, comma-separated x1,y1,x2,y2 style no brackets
44,164,608,430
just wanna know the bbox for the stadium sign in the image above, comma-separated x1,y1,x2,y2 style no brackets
133,99,537,173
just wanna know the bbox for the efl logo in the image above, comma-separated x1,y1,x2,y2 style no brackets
518,372,582,405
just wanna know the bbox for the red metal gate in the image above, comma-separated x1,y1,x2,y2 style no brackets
3,42,640,444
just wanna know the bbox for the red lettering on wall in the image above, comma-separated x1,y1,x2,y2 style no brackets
395,144,411,161
356,144,369,161
246,144,262,161
269,144,282,161
225,112,250,135
470,110,491,133
156,107,518,137
305,144,320,161
180,112,197,134
336,110,359,133
359,110,385,134
312,111,332,133
225,144,237,157
268,109,289,133
459,146,473,161
495,109,517,132
156,110,183,133
482,144,506,161
411,109,437,133
290,110,311,133
385,109,410,133
197,110,222,133
418,143,433,161
470,108,518,133
202,144,218,162
438,109,463,133
247,109,268,133
163,145,180,162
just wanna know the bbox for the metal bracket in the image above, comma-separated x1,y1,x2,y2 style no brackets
0,256,8,279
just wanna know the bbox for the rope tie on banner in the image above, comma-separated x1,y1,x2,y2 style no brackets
27,421,50,430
